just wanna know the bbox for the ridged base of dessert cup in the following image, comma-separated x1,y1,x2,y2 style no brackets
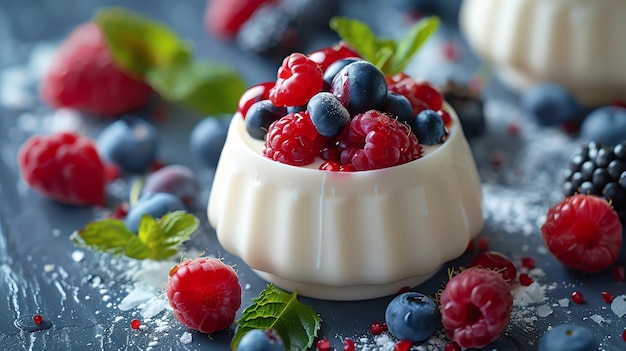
460,0,626,106
254,268,440,301
208,104,483,301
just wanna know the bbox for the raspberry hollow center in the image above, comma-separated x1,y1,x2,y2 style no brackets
465,303,483,323
571,218,600,248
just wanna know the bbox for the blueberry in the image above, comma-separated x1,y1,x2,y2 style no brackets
245,100,287,140
412,109,448,145
237,328,285,351
331,60,387,115
383,92,414,125
538,324,597,351
97,116,158,174
142,165,200,208
385,292,440,342
322,57,361,87
125,192,186,233
580,106,626,146
307,92,350,137
520,83,582,126
286,105,306,114
190,116,231,167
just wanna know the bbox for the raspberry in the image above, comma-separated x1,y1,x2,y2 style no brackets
337,110,421,171
541,194,623,272
388,74,443,116
18,132,108,206
165,257,242,334
264,112,327,166
269,53,323,107
40,23,152,117
468,251,517,283
308,42,361,71
440,268,513,349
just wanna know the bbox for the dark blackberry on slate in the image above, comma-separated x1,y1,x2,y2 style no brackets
236,4,299,58
440,80,485,140
562,141,626,219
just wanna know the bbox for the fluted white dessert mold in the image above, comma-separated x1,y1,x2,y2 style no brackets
460,0,626,106
208,105,483,300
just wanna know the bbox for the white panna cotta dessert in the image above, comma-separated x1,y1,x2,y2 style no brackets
460,0,626,106
208,103,483,300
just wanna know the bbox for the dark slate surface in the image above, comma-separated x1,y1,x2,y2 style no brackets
1,1,625,350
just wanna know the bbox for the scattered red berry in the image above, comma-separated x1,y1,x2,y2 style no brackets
519,274,534,286
316,338,331,351
601,291,614,304
468,251,517,283
477,236,489,251
440,268,513,349
541,195,623,273
308,42,361,71
237,81,274,118
269,53,323,107
110,202,129,220
337,110,421,171
571,291,585,304
40,23,152,117
369,321,386,335
18,132,108,206
165,257,241,334
444,342,462,351
343,338,355,351
613,266,625,281
394,340,413,351
33,315,43,326
521,257,535,270
622,329,626,342
204,0,272,39
130,319,141,330
264,112,327,166
442,41,459,61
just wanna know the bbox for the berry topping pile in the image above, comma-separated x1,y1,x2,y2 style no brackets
165,257,242,334
541,194,623,273
562,141,626,219
239,45,449,170
440,268,513,349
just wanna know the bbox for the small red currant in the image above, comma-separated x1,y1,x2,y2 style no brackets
130,319,141,330
519,273,534,286
394,340,413,351
316,338,331,351
369,321,386,335
622,328,626,342
571,291,585,304
521,257,535,270
478,236,489,251
343,338,355,351
33,314,43,325
601,291,614,303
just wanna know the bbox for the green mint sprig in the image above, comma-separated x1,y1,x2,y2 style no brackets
71,211,199,261
329,16,440,76
231,284,322,351
95,7,246,115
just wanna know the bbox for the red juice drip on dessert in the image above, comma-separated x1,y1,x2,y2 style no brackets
14,314,52,332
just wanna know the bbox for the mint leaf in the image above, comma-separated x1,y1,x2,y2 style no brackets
71,211,198,261
147,60,246,115
330,16,440,76
391,16,440,75
95,7,246,115
95,7,192,78
231,284,321,351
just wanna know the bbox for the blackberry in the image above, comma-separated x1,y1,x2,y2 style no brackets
563,141,626,219
236,4,299,58
440,80,485,140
